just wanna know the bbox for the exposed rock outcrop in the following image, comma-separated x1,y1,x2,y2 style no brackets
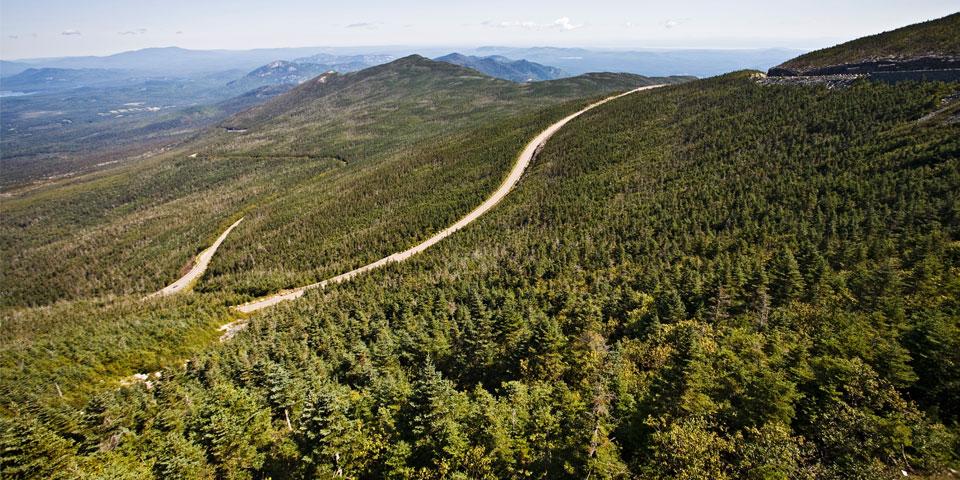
769,55,960,76
757,74,863,89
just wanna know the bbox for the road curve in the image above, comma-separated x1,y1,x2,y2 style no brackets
234,85,661,314
148,217,244,297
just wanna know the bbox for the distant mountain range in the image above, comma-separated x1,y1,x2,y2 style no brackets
293,53,396,67
434,53,566,82
4,46,348,75
0,67,142,92
468,46,804,77
4,46,806,78
226,56,399,91
246,60,331,82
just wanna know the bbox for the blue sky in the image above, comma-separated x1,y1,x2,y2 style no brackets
2,0,957,59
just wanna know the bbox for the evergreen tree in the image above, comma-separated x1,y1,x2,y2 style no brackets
0,415,78,480
405,360,470,475
771,248,804,306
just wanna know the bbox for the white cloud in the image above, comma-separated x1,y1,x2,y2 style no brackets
487,20,537,29
61,29,81,36
175,30,183,34
553,17,582,31
346,22,377,29
664,18,690,29
118,28,147,35
482,17,582,31
7,35,19,39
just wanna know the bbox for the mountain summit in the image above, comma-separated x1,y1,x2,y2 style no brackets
231,60,330,85
435,53,567,82
220,54,680,152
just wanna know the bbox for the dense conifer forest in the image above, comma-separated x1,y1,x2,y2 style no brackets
2,68,958,478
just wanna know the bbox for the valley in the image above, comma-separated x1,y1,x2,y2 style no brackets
1,9,959,480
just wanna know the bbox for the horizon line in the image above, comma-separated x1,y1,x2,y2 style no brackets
3,43,818,62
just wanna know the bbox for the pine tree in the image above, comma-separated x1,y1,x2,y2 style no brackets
405,360,470,473
153,432,215,480
771,248,804,305
747,267,771,329
522,311,567,381
296,384,377,477
0,415,78,480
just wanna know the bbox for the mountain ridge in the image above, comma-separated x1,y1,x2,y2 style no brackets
771,11,960,75
225,60,333,91
435,53,567,82
221,55,687,136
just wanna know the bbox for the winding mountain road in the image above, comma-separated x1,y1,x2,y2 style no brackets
148,217,244,297
232,85,661,315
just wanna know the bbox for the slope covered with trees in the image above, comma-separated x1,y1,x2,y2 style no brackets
1,56,678,308
773,11,960,75
4,71,957,478
0,59,685,477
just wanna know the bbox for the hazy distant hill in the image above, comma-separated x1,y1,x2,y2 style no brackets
0,67,139,92
7,46,401,77
469,46,803,77
9,46,337,75
293,52,396,67
0,60,31,77
771,12,960,75
0,72,291,186
225,60,332,91
435,53,567,82
229,54,399,91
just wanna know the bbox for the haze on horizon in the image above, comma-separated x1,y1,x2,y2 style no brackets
2,0,958,60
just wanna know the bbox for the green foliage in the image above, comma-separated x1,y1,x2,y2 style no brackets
2,65,959,478
1,58,670,308
152,432,215,480
0,294,233,411
188,385,274,479
0,415,79,479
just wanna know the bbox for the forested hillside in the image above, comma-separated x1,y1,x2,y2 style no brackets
3,71,957,478
1,56,676,308
0,57,687,479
